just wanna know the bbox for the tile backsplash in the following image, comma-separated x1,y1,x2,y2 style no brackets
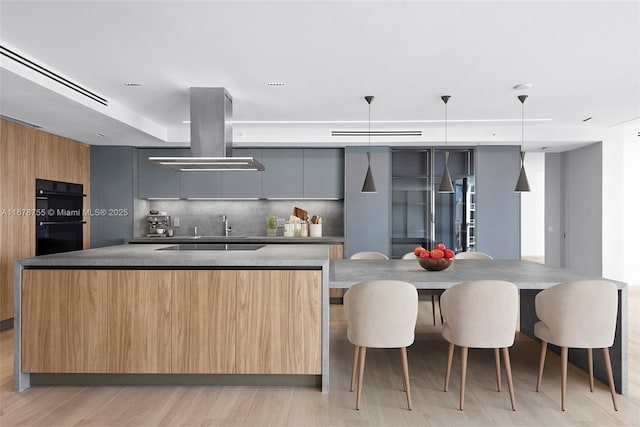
141,200,344,237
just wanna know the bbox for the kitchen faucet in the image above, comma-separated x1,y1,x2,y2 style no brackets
222,215,231,237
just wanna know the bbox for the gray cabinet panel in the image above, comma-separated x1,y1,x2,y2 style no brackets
344,146,391,258
475,145,520,259
303,149,344,199
138,148,188,199
262,149,303,198
220,148,263,198
91,146,135,248
181,171,222,198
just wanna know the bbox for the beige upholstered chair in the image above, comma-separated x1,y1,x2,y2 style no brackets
344,280,418,410
350,251,389,260
534,280,618,411
440,280,518,411
403,251,443,325
454,251,494,260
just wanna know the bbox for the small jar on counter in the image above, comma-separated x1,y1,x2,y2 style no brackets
284,221,295,237
300,221,308,237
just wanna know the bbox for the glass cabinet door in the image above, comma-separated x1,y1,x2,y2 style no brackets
392,148,475,258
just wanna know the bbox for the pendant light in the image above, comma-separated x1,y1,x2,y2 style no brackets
438,95,454,193
514,94,531,192
361,95,377,193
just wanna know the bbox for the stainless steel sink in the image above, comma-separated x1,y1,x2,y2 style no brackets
158,243,265,251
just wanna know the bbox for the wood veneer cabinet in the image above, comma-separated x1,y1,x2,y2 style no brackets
329,244,345,300
22,270,171,373
236,270,321,374
107,271,172,373
0,120,90,323
172,270,237,373
21,268,321,376
22,270,108,373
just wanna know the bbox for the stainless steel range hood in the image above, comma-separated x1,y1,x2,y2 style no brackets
150,87,265,171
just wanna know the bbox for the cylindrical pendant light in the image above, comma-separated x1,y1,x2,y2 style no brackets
438,95,454,193
361,95,377,193
514,94,531,192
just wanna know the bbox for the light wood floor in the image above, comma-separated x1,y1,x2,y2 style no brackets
1,288,639,426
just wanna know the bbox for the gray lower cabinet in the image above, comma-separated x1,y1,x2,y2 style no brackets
303,149,344,199
138,148,189,199
220,148,263,198
262,149,304,198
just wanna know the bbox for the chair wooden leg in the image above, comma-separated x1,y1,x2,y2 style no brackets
356,346,367,410
494,347,502,392
502,347,516,411
444,342,454,392
459,346,468,411
400,347,412,410
536,341,547,392
561,346,568,411
431,295,437,325
587,348,594,392
602,347,619,411
350,345,360,392
438,295,443,324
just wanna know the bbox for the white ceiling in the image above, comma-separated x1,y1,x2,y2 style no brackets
1,0,638,152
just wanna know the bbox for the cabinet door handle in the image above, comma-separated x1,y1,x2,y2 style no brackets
38,221,87,226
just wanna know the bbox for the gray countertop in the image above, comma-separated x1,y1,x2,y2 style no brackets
330,259,627,290
16,244,330,268
128,236,344,244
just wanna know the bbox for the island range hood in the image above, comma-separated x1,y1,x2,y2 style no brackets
150,87,265,171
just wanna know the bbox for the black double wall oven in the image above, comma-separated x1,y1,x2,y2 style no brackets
35,178,85,256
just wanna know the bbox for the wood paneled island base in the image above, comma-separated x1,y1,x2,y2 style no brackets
14,244,329,392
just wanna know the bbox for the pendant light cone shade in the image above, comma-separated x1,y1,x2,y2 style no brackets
362,152,376,192
361,96,377,193
438,95,454,193
515,95,531,192
515,152,531,192
438,152,455,193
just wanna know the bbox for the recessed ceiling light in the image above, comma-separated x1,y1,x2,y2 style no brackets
513,83,532,90
267,82,285,86
182,120,191,124
582,117,593,122
123,83,142,87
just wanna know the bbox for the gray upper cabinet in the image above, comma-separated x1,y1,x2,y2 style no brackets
220,148,263,198
303,149,344,199
181,171,222,198
262,149,304,198
138,148,189,199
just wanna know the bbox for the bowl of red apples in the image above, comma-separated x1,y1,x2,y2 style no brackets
414,243,455,271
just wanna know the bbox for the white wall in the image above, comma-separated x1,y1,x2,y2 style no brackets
521,153,545,259
602,120,640,286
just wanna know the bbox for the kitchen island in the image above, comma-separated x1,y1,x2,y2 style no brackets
14,244,330,392
330,258,628,394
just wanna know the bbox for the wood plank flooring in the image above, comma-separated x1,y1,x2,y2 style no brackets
1,287,639,426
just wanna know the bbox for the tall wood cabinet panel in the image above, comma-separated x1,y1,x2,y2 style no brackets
1,120,90,323
0,121,35,322
236,270,321,374
171,270,237,373
22,270,108,373
107,270,172,373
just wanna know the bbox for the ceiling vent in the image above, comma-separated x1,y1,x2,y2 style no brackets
0,114,42,129
0,45,109,106
331,130,422,137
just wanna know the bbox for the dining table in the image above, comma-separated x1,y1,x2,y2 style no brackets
329,258,628,394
